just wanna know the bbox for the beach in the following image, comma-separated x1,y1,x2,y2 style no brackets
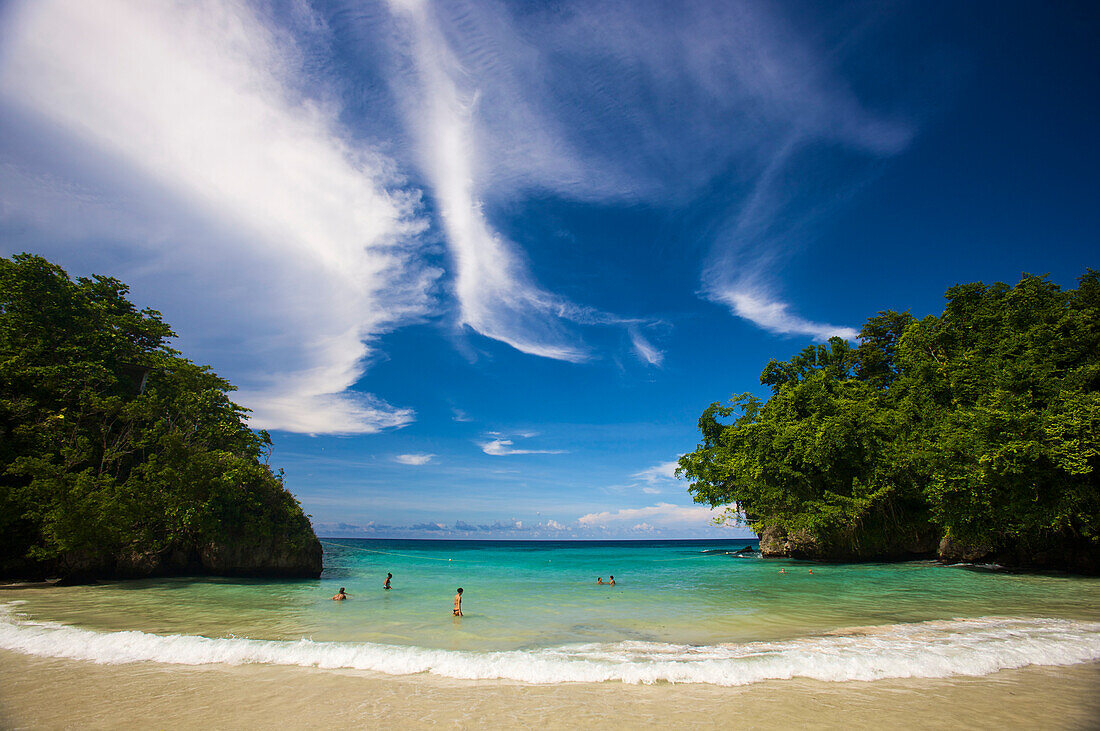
2,540,1099,728
2,650,1098,729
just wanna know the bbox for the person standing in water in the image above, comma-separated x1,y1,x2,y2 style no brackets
596,577,604,584
332,587,347,601
453,587,463,616
609,575,616,586
384,573,392,590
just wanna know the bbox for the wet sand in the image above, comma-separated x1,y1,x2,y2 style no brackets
1,650,1098,729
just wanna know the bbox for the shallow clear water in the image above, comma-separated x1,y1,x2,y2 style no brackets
2,539,1099,685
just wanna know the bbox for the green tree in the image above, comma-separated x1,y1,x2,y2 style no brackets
0,253,318,577
680,271,1100,567
900,272,1100,553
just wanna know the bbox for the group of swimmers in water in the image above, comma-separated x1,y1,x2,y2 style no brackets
331,574,465,615
330,572,619,613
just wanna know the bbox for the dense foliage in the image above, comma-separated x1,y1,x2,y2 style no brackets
0,254,316,576
680,272,1100,563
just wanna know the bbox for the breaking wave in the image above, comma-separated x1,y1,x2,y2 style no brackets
2,604,1097,685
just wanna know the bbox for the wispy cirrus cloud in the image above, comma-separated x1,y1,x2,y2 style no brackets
385,0,592,362
628,327,664,367
710,289,859,341
0,0,436,434
0,0,919,445
374,0,913,344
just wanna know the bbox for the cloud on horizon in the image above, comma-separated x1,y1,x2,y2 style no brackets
577,502,725,530
315,508,746,539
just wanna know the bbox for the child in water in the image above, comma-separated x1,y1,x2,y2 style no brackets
332,587,347,601
384,573,392,590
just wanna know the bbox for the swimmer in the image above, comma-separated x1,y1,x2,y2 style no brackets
597,577,605,584
808,569,813,574
609,575,616,586
779,569,786,574
384,572,392,590
453,587,463,616
332,587,347,601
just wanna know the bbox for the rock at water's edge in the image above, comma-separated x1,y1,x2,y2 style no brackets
759,525,1099,574
936,535,994,564
12,531,323,584
757,524,939,562
200,534,323,578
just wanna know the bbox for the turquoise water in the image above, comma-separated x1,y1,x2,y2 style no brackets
2,539,1100,684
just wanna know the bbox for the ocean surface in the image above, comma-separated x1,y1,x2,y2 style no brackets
2,538,1100,686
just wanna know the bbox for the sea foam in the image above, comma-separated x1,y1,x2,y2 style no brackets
1,604,1097,685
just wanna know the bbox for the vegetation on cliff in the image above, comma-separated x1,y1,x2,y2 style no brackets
0,254,321,580
679,272,1100,570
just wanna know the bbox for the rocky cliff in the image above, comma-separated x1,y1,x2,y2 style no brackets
757,524,1100,574
757,523,940,562
7,528,323,585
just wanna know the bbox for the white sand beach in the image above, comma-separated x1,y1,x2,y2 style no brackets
2,650,1098,729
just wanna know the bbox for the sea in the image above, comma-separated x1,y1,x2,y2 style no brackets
2,538,1099,688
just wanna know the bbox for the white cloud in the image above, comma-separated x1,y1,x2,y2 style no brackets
628,327,664,367
385,0,590,362
0,0,436,434
390,1,905,346
480,437,566,457
577,502,724,528
359,0,896,361
394,453,435,466
631,523,655,532
632,460,682,485
602,458,682,495
711,288,858,341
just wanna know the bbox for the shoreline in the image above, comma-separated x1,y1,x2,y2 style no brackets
2,650,1098,729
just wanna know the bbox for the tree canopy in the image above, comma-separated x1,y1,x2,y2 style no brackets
679,272,1100,565
0,253,318,578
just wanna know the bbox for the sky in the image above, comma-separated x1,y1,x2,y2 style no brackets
0,0,1096,539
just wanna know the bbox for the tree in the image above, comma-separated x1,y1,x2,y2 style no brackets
0,253,318,578
680,271,1100,568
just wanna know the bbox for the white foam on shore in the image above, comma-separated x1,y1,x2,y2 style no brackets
1,604,1097,685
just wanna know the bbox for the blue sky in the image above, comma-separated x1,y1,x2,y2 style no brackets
0,0,1096,539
